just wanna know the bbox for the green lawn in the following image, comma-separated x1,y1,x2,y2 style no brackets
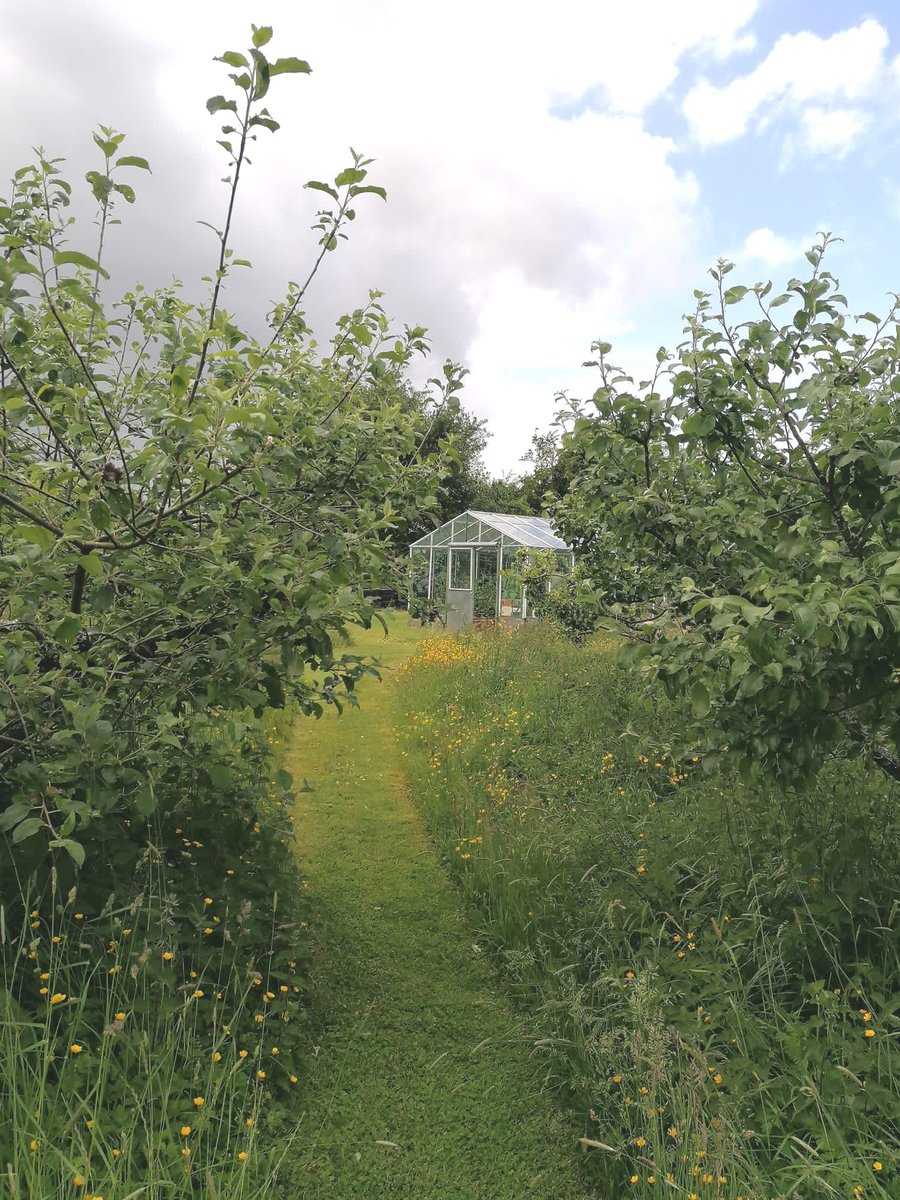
279,613,593,1199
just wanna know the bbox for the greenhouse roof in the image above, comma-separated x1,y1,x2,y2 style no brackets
409,510,571,551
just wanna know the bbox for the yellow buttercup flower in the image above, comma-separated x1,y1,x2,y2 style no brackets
180,1126,191,1137
50,992,66,1005
193,1096,204,1108
70,1043,84,1055
237,1151,248,1161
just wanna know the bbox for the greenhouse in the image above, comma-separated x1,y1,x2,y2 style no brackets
408,510,574,628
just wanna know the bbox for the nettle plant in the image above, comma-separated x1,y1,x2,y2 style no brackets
0,25,460,862
556,236,900,782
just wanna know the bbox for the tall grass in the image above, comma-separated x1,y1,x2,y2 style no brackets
1,709,307,1198
400,625,899,1200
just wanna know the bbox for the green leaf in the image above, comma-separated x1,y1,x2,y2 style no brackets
0,803,30,833
134,787,157,817
269,56,311,76
85,719,113,748
50,837,85,867
206,95,239,115
53,614,82,647
250,48,271,99
251,25,274,47
53,249,110,280
79,553,104,578
690,680,711,718
250,115,280,133
334,167,367,188
218,51,249,68
348,184,387,201
14,523,54,551
12,817,45,844
305,180,339,200
116,155,151,171
682,411,715,438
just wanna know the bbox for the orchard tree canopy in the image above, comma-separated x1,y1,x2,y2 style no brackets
555,236,900,783
0,26,461,861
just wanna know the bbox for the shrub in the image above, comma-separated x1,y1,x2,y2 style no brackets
555,239,900,784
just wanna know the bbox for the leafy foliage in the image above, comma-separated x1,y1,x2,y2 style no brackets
0,29,460,862
554,237,900,782
514,548,602,643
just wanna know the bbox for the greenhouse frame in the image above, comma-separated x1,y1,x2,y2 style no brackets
408,510,574,628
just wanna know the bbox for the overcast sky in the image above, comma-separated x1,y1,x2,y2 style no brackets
4,1,900,473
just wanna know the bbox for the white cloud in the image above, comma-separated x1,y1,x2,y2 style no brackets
799,106,869,156
684,18,889,152
738,227,813,267
2,0,759,473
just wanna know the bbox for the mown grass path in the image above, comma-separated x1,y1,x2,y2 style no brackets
280,616,594,1200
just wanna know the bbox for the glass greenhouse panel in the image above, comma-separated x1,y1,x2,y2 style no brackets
499,547,524,618
410,549,430,600
432,548,448,599
474,549,498,618
450,548,472,590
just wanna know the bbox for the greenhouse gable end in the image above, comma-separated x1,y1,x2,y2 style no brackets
408,510,573,628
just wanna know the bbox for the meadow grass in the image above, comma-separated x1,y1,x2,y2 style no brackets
400,623,899,1200
1,710,308,1198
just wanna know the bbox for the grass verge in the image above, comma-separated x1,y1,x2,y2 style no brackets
278,612,596,1199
